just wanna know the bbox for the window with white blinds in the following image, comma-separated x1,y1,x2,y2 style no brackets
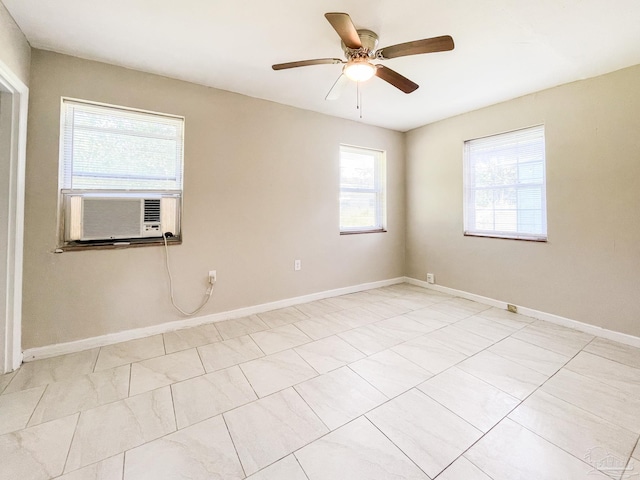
463,125,547,241
339,145,386,233
58,99,185,247
61,99,184,191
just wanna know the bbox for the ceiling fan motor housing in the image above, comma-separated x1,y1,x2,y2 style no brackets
342,29,379,59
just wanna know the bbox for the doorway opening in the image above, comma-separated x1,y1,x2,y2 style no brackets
0,61,28,374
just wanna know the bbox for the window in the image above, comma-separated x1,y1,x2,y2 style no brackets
463,125,547,241
59,98,184,247
339,145,386,233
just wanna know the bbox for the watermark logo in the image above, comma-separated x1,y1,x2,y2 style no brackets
584,447,637,478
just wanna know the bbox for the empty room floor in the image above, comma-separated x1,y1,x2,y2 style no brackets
1,283,639,480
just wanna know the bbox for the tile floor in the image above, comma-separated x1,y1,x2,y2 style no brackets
1,283,639,480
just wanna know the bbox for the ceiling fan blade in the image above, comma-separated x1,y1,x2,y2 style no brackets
324,12,362,49
325,74,349,101
272,58,344,70
377,35,454,60
375,65,419,94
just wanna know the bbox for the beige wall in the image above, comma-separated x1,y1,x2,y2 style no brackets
23,49,405,349
406,64,640,337
0,1,30,86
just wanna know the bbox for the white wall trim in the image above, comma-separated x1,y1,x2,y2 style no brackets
0,58,28,373
404,277,640,349
22,277,405,362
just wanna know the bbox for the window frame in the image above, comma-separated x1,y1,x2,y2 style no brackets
339,144,387,235
57,97,185,250
463,125,548,242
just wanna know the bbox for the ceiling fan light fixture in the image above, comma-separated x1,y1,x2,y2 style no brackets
343,59,376,82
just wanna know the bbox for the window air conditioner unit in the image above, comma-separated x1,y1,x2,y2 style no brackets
63,193,181,242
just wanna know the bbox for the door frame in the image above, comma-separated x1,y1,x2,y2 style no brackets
0,59,28,373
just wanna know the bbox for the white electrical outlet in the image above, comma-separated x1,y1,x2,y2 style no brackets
426,273,435,284
294,259,301,271
208,270,217,284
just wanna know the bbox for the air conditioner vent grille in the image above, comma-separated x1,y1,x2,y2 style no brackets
144,199,161,223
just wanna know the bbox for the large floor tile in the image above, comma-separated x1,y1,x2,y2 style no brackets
293,315,349,340
250,324,311,354
123,415,244,480
4,349,99,393
437,456,493,480
403,307,458,325
323,294,368,310
295,366,387,430
541,369,640,433
240,349,318,397
565,351,640,395
447,297,492,313
171,365,257,429
294,335,364,374
349,349,432,397
94,336,164,372
392,335,467,374
245,455,307,480
65,387,176,472
374,314,443,339
426,325,494,356
418,367,520,432
584,338,640,368
488,336,570,376
129,348,204,396
0,386,45,435
224,388,328,476
367,389,482,478
326,306,385,329
216,315,269,340
257,306,308,328
512,321,593,356
454,315,521,342
474,306,536,327
294,299,342,317
361,300,413,319
509,390,638,476
56,454,123,480
295,416,429,480
351,289,400,303
457,350,548,399
29,365,130,426
0,371,16,394
464,418,610,479
426,299,483,319
583,338,640,370
0,414,78,480
383,295,436,311
162,323,221,354
338,324,405,355
198,335,264,372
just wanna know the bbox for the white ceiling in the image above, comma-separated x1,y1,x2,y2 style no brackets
4,0,640,132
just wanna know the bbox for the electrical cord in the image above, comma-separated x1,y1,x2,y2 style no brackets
162,232,214,316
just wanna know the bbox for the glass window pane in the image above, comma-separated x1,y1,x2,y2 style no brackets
340,192,378,229
339,145,385,232
464,125,546,240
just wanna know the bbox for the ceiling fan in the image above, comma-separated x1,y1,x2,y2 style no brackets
272,12,455,100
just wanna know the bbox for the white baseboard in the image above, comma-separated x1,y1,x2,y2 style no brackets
404,277,640,349
22,277,406,362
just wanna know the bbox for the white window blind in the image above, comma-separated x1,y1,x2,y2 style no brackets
61,99,184,191
463,125,547,241
339,145,386,233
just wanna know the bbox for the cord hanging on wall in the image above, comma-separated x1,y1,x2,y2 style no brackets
162,232,214,316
